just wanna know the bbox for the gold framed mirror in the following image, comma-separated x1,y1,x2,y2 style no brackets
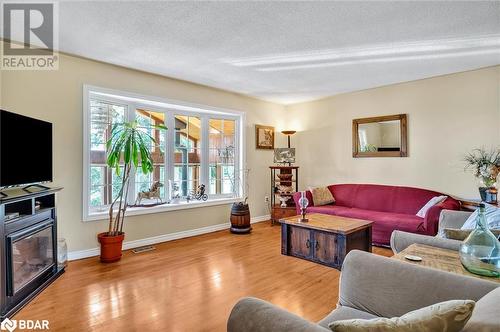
352,114,408,158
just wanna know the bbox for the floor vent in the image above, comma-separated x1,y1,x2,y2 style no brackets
132,245,156,254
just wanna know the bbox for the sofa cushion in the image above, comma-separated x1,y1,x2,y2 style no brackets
318,306,378,328
306,205,426,245
351,209,426,245
310,186,335,206
328,299,475,332
462,287,500,332
329,184,357,208
443,228,500,241
416,195,448,218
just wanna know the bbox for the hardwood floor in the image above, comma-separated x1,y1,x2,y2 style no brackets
14,221,392,331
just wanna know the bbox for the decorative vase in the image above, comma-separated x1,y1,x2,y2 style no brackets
485,187,498,204
57,238,67,268
98,232,125,263
478,187,488,201
459,204,500,277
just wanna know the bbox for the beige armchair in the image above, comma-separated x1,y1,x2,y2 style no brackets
391,209,472,254
227,250,499,332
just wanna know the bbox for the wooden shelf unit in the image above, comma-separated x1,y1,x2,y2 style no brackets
269,166,299,225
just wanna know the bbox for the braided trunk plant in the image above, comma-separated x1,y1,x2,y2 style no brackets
106,121,166,236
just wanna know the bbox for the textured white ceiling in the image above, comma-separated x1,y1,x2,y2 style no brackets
51,1,500,104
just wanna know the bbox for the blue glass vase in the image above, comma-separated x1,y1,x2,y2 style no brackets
459,204,500,278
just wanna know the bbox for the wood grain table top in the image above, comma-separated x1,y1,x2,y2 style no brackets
279,213,373,235
393,243,500,283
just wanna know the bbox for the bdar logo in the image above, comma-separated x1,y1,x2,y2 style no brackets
0,318,17,332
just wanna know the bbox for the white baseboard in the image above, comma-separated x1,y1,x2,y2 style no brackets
68,214,270,261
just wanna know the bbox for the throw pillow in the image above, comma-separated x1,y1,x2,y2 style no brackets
416,196,448,218
461,203,500,230
462,287,500,332
329,299,475,332
443,228,500,241
310,187,335,206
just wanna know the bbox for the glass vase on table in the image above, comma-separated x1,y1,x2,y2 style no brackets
459,203,500,278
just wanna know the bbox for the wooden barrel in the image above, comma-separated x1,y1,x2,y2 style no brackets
230,202,251,234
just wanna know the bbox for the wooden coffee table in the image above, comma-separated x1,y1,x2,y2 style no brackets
280,213,373,269
393,243,500,283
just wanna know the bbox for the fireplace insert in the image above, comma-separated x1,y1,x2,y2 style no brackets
0,188,63,320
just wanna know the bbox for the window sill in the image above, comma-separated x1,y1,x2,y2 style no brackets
84,197,244,222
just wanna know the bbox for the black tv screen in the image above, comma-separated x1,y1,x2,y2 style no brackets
0,110,53,187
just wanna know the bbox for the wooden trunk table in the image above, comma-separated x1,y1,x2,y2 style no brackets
393,243,500,283
280,213,373,269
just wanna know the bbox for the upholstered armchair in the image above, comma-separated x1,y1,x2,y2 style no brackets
391,209,472,254
227,250,499,332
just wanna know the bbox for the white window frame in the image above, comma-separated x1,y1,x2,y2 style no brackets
82,85,246,221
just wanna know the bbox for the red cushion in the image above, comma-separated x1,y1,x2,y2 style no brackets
327,184,356,208
306,205,425,246
346,208,426,245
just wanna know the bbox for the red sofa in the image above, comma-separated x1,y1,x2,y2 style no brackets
292,184,460,246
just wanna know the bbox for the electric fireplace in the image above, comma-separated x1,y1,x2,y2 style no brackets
0,188,63,320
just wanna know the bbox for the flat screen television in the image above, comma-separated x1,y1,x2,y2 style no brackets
0,110,53,187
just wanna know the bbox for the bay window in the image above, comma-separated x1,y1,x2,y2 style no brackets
83,86,244,220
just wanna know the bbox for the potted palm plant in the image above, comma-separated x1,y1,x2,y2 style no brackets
98,120,166,263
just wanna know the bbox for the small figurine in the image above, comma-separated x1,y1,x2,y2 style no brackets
135,181,163,205
191,184,208,201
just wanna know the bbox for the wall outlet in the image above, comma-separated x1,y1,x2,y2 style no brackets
264,195,270,203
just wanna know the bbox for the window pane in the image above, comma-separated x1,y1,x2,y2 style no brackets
90,185,104,207
133,110,167,205
136,109,165,157
209,118,236,195
89,100,126,210
222,165,235,194
175,115,200,149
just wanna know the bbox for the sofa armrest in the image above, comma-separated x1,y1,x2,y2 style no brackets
390,230,461,254
437,210,472,236
227,297,329,332
338,250,497,318
423,198,461,235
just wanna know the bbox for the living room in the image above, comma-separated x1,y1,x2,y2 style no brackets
0,1,499,331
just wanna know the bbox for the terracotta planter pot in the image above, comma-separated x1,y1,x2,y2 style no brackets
97,232,125,263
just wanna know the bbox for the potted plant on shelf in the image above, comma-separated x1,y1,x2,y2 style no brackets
464,148,500,203
98,120,166,263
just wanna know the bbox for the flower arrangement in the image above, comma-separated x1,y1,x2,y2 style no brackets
464,148,500,188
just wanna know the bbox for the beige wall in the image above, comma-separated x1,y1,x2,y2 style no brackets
2,43,498,254
287,66,500,199
0,47,286,252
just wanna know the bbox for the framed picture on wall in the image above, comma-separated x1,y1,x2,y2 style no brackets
255,125,275,149
274,148,295,164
